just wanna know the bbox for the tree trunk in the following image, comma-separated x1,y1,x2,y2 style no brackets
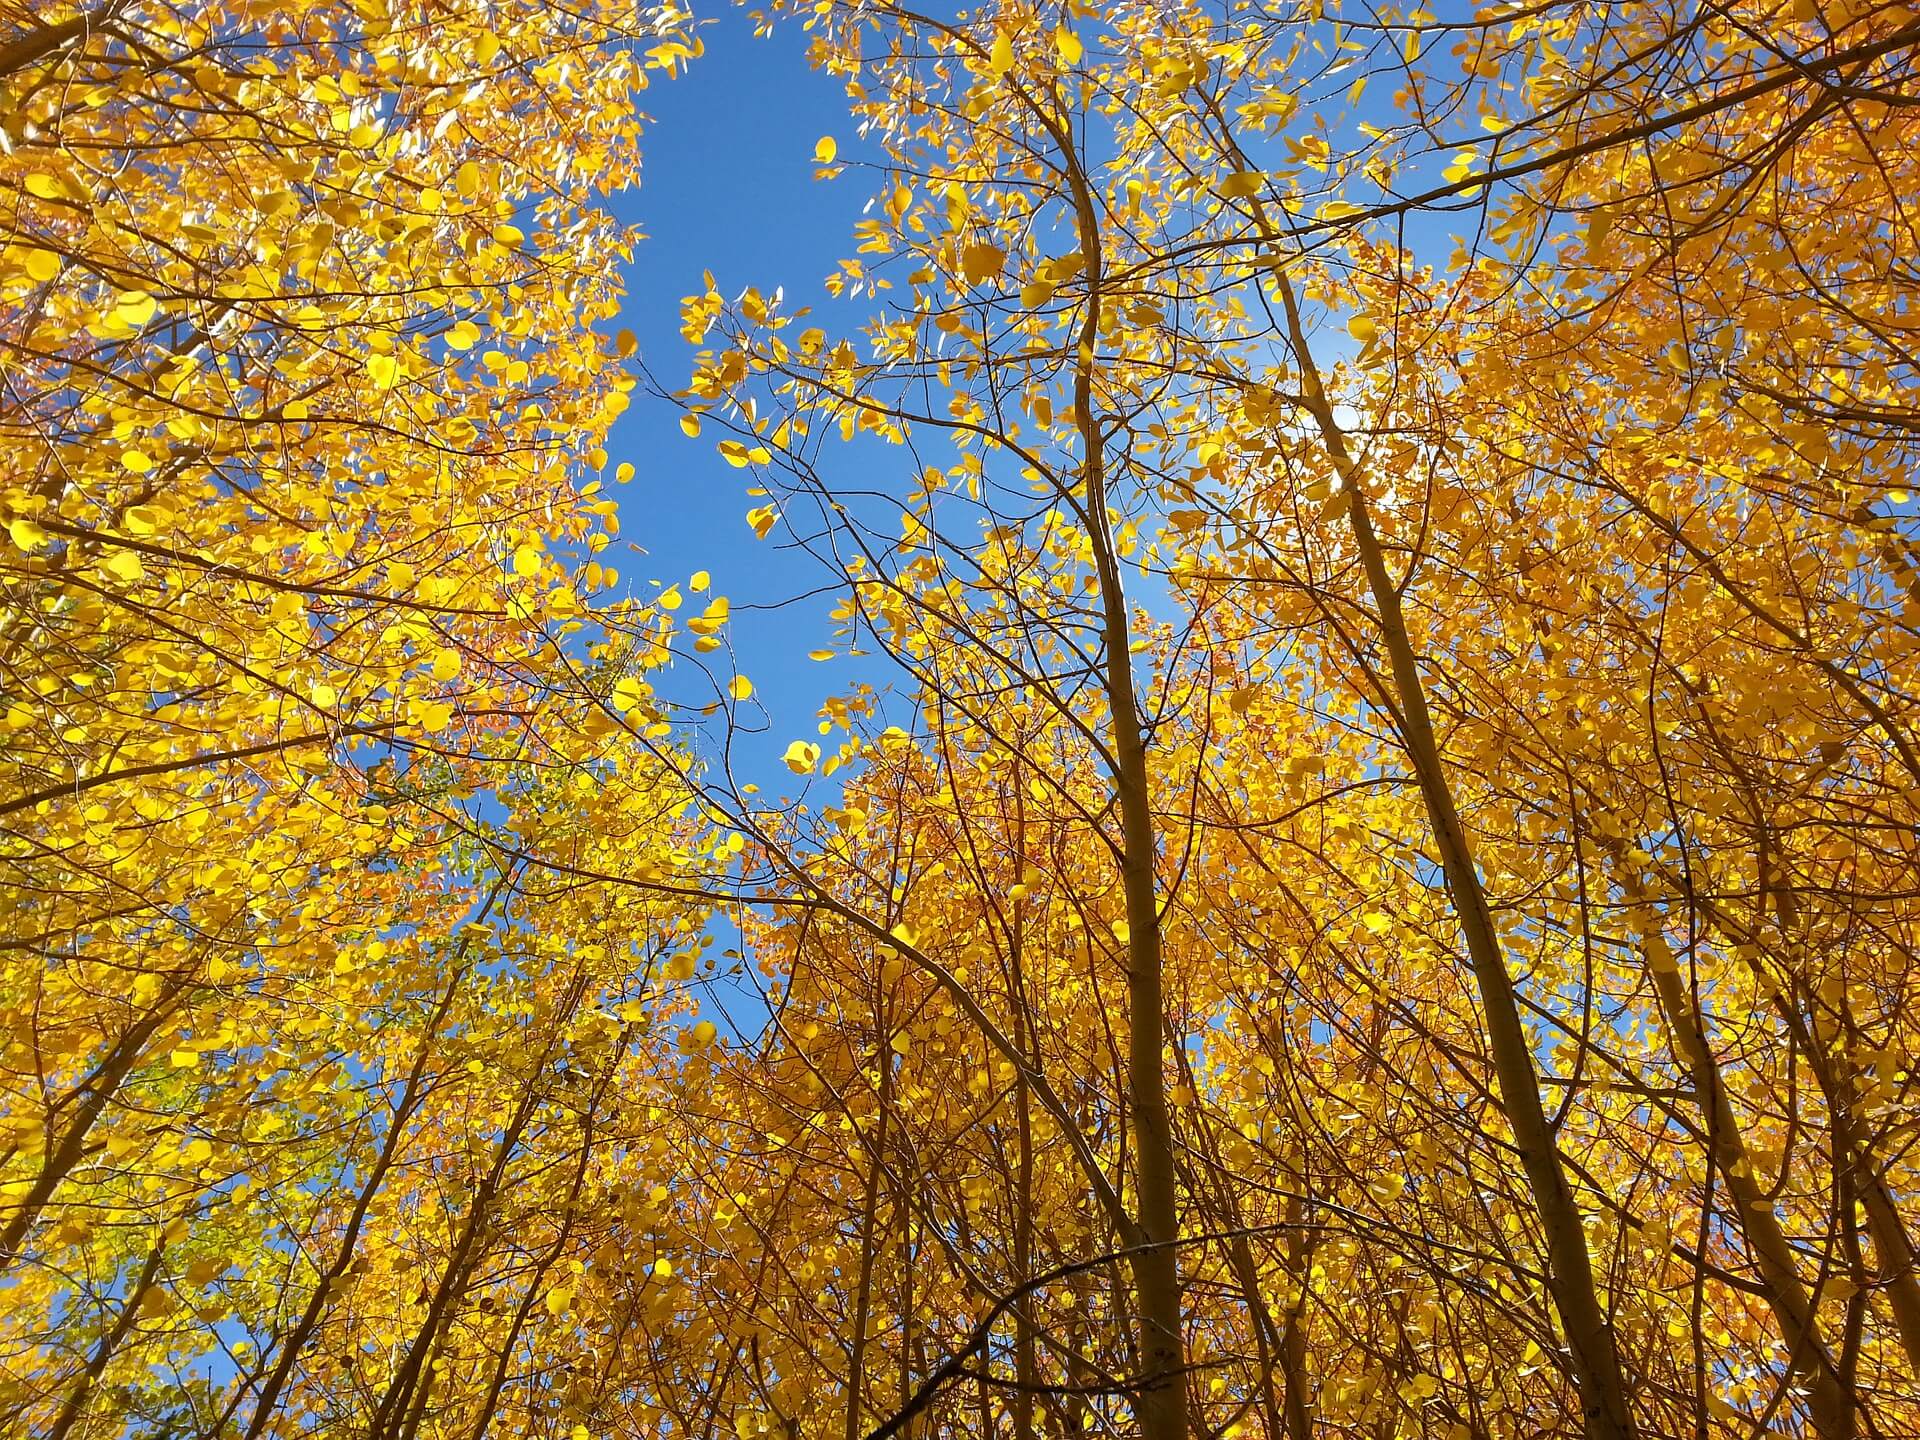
45,1240,164,1440
1642,945,1848,1436
844,1032,894,1440
1275,275,1637,1440
1052,112,1187,1440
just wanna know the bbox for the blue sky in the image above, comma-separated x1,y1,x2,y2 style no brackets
591,8,1416,776
603,11,875,771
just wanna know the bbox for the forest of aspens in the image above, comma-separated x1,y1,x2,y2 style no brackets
5,1,1920,1438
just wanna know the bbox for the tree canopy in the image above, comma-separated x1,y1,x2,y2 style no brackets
4,3,1919,1439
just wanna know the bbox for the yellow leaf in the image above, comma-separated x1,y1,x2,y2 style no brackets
512,544,541,575
612,676,648,713
1368,1172,1407,1203
446,319,481,351
121,449,154,473
814,135,837,164
746,504,778,539
1317,200,1364,221
170,1050,199,1069
104,550,144,583
958,243,1006,285
430,647,462,681
1348,315,1378,345
989,31,1014,75
491,222,526,248
808,649,834,661
8,518,47,551
1442,146,1481,184
366,353,399,389
783,740,820,774
420,701,454,733
1055,28,1083,66
729,674,753,701
679,413,701,438
690,569,710,591
24,248,61,283
1217,171,1264,200
114,290,157,326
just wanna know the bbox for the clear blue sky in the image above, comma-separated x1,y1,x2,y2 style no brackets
602,11,877,770
594,9,1406,772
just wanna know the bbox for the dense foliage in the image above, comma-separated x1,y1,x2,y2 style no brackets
4,3,1918,1439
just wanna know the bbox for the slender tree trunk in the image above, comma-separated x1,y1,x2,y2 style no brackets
844,1036,894,1440
394,1356,436,1440
469,1025,631,1440
1852,1152,1920,1369
1062,1235,1096,1438
1073,238,1187,1440
1176,1035,1290,1440
1278,1186,1315,1440
896,1193,915,1440
366,971,581,1440
1275,276,1636,1440
365,1091,533,1440
1221,1214,1288,1440
1002,775,1039,1440
2,994,179,1267
1665,848,1920,1378
1642,948,1849,1436
244,970,465,1440
1012,977,1039,1440
1099,412,1186,1440
44,1240,164,1440
1046,105,1187,1440
1813,1001,1920,1378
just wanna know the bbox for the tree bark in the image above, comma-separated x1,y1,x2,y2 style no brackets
1276,275,1637,1440
1061,162,1187,1440
1642,947,1849,1436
